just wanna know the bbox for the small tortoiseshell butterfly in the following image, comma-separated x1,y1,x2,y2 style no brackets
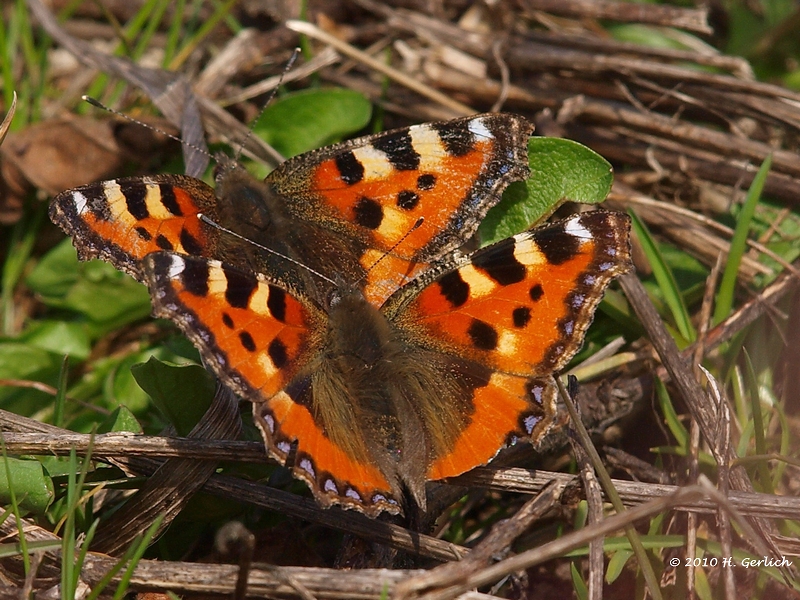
50,113,632,516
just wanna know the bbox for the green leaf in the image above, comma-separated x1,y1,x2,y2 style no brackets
131,358,216,436
98,406,143,434
111,351,161,414
480,137,613,244
30,241,151,333
571,561,588,600
25,238,81,299
18,320,91,360
713,154,771,325
255,88,372,158
694,565,714,600
0,456,54,513
0,342,60,409
63,261,151,327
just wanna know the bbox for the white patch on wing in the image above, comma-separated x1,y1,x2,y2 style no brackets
166,255,185,278
72,191,88,214
564,215,592,241
468,116,493,140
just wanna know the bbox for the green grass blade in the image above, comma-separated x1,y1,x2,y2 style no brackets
743,350,773,493
2,203,46,335
62,450,78,600
713,154,772,325
162,0,186,66
656,370,689,449
629,210,696,344
53,356,69,429
1,441,30,574
571,561,589,600
169,0,238,69
112,514,165,600
84,533,140,600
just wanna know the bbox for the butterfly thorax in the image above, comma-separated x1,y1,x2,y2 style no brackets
211,157,370,305
213,157,290,244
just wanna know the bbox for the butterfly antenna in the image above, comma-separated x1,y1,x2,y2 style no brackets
232,48,301,164
198,213,336,286
359,217,425,285
81,96,214,161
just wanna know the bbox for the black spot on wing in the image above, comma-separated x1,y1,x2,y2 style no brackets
417,173,436,190
467,319,498,350
335,151,364,185
397,190,420,210
181,258,210,297
222,312,234,328
537,228,582,265
223,267,257,309
267,285,287,322
437,270,469,308
268,338,289,369
372,130,419,171
135,226,152,241
513,307,531,328
156,234,174,251
472,239,526,285
353,197,383,230
121,182,149,220
239,331,256,352
158,184,183,216
529,283,544,301
432,119,475,157
179,229,203,255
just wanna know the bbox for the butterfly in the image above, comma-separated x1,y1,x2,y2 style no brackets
50,113,632,515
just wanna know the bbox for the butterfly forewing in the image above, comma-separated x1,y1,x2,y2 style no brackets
143,252,403,515
144,252,319,401
395,211,632,376
50,174,221,281
270,113,534,304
